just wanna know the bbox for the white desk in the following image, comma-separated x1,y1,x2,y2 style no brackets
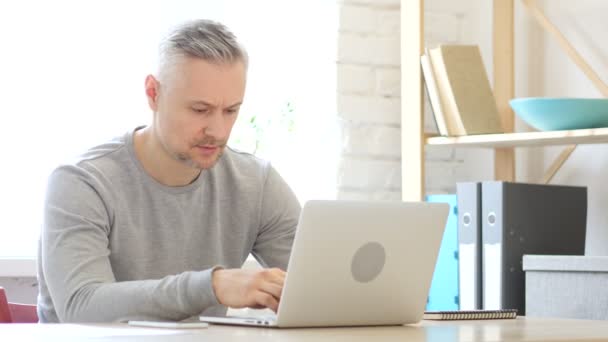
2,317,608,341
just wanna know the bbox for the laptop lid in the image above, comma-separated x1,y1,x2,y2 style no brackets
275,200,448,327
202,200,449,328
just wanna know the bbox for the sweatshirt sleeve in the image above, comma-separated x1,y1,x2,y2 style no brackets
41,166,220,323
251,164,301,270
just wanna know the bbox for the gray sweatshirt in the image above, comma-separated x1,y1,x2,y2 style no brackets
37,128,301,323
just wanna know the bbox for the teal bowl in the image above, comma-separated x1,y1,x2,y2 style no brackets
510,98,608,131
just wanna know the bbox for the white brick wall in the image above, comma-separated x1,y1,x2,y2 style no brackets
339,0,400,8
342,122,401,158
338,35,400,66
339,5,377,34
338,157,401,189
337,1,472,199
338,64,375,94
338,95,400,124
375,67,400,97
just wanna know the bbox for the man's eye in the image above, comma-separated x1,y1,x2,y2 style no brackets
226,109,239,115
192,108,209,114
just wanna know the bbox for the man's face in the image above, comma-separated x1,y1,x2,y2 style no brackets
149,57,246,170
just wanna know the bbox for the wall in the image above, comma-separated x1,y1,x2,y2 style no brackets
335,0,608,254
514,0,608,255
336,0,494,201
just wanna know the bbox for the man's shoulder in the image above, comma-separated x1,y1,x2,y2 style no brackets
79,135,127,163
52,133,130,179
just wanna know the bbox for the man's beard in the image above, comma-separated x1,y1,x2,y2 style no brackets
176,146,225,170
177,136,228,170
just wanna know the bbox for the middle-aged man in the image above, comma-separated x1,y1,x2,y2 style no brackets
37,19,301,323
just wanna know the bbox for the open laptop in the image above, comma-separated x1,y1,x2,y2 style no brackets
200,200,449,328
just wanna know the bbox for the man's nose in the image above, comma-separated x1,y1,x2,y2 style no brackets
204,110,225,138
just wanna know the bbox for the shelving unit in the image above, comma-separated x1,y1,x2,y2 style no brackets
400,0,608,201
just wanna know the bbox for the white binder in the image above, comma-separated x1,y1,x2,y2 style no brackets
456,182,482,310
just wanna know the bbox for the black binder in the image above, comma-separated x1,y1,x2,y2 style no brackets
481,181,587,315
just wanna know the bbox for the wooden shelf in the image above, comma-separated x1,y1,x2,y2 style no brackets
426,127,608,148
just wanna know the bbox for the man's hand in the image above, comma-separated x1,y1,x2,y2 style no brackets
211,268,286,312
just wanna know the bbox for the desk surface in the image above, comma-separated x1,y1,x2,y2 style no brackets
2,317,608,341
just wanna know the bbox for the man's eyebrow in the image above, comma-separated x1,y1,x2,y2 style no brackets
190,100,214,107
190,101,242,108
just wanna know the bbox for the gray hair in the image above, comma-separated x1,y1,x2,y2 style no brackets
158,19,248,81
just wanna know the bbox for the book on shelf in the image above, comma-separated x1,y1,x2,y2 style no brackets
424,45,504,136
423,309,517,320
421,52,449,136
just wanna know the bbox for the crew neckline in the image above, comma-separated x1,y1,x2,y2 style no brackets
125,126,207,194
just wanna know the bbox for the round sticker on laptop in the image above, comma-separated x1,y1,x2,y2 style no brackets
351,242,386,283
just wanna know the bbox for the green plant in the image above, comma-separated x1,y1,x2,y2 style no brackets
232,101,296,155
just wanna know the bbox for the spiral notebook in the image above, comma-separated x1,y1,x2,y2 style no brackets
423,309,517,320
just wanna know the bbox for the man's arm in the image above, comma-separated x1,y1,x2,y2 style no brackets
251,165,301,270
41,166,221,322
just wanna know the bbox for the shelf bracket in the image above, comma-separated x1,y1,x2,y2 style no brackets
541,144,577,184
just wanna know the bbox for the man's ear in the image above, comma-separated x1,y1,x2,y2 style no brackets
145,74,160,111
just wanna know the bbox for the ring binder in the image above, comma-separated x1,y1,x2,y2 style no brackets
456,182,483,311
